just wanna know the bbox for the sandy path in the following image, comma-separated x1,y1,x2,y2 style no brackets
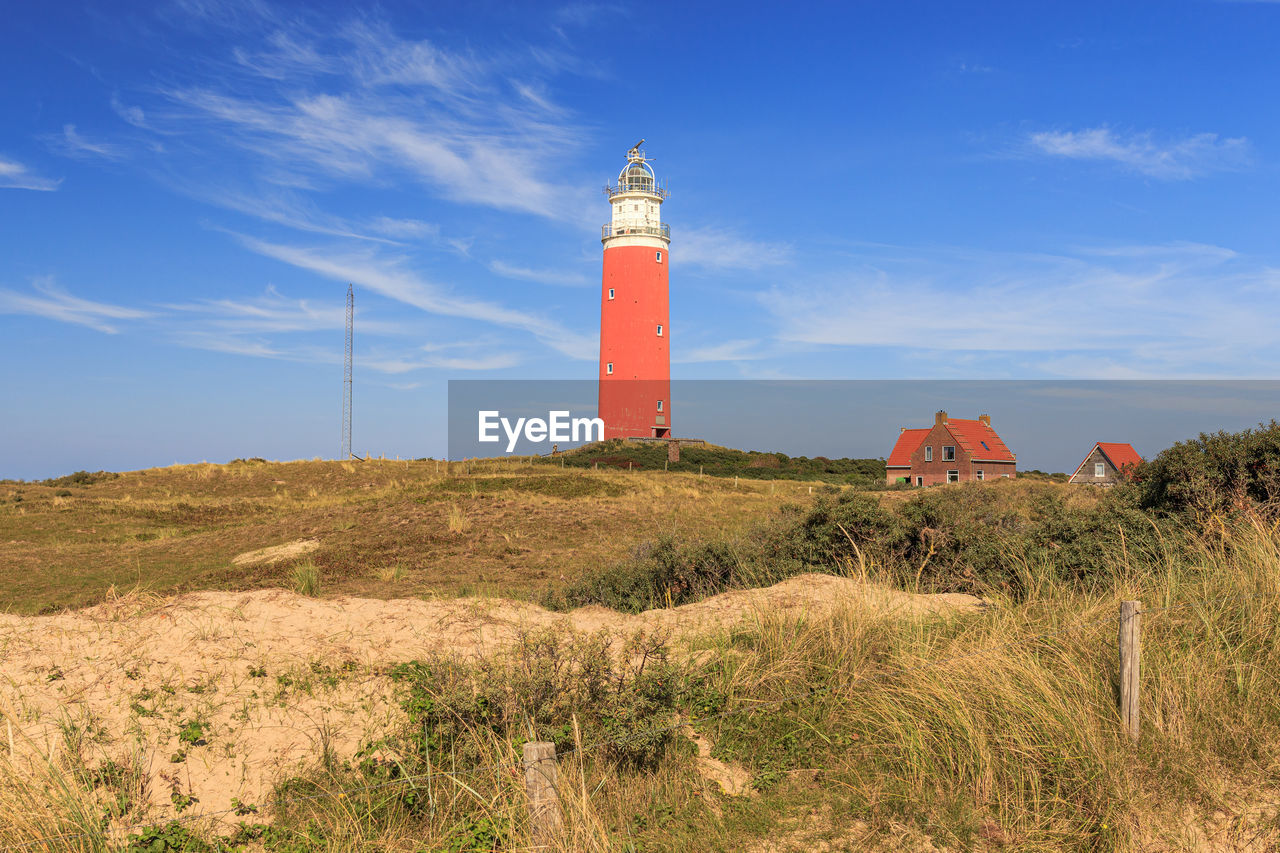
0,575,983,825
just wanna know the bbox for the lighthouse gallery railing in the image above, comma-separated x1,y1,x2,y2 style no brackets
601,223,671,241
604,183,670,199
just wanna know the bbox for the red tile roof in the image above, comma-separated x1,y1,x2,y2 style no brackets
887,429,930,467
944,419,1016,462
1097,442,1143,471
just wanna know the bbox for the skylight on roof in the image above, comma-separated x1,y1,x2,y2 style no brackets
981,441,990,450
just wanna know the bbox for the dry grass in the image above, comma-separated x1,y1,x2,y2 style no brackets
0,458,812,614
446,501,471,534
275,516,1280,851
2,518,1274,850
9,461,1280,849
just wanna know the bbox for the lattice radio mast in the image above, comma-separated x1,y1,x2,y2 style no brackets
341,283,353,460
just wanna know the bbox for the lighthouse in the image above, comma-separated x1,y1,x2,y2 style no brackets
598,140,671,439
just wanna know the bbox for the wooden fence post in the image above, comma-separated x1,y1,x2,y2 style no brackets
523,741,561,847
1120,600,1141,741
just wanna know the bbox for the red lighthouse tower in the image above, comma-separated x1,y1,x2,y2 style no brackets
598,140,671,439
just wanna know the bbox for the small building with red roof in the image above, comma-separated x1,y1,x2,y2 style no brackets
886,411,1017,486
1068,442,1143,486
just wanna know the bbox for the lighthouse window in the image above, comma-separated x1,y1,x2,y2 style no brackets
656,324,663,336
657,400,664,412
608,288,615,300
606,363,613,375
656,251,663,263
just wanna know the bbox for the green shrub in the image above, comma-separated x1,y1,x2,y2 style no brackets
552,536,756,612
41,470,119,487
125,822,210,852
291,562,320,597
383,627,680,769
1139,420,1280,521
561,439,886,483
560,480,1188,608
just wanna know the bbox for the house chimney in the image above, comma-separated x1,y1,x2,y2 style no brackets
935,410,948,426
900,427,907,434
979,414,991,427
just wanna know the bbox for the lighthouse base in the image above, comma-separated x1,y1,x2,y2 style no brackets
598,378,670,441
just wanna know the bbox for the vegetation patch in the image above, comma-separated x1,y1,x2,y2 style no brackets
41,470,120,488
565,440,886,485
426,473,632,499
382,627,680,768
554,479,1178,612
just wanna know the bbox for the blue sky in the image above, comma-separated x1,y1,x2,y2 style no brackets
3,1,1279,477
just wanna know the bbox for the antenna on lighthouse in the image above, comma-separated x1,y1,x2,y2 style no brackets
628,139,645,158
341,283,353,460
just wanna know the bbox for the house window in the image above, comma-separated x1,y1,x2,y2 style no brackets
976,470,984,481
608,288,615,300
925,446,933,462
656,324,663,336
943,446,956,461
1095,462,1106,478
915,476,923,487
656,400,664,412
606,363,613,375
947,470,959,483
656,251,663,263
980,441,990,451
1001,474,1010,478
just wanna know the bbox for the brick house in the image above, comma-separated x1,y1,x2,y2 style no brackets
885,411,1017,486
1068,442,1142,486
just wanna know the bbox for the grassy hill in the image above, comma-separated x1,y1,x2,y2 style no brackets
0,456,820,614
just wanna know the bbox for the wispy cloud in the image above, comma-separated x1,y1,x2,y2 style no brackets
554,3,625,27
110,95,150,129
0,156,60,191
365,217,441,241
156,18,597,225
364,352,521,373
51,124,129,160
1027,127,1249,179
162,0,278,31
193,187,404,243
165,285,404,335
676,339,767,364
236,235,597,359
488,259,590,287
677,226,792,271
761,242,1280,377
170,320,519,373
176,332,284,359
0,278,152,333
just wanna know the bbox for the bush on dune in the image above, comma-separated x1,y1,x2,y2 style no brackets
1137,419,1280,522
557,481,1183,612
